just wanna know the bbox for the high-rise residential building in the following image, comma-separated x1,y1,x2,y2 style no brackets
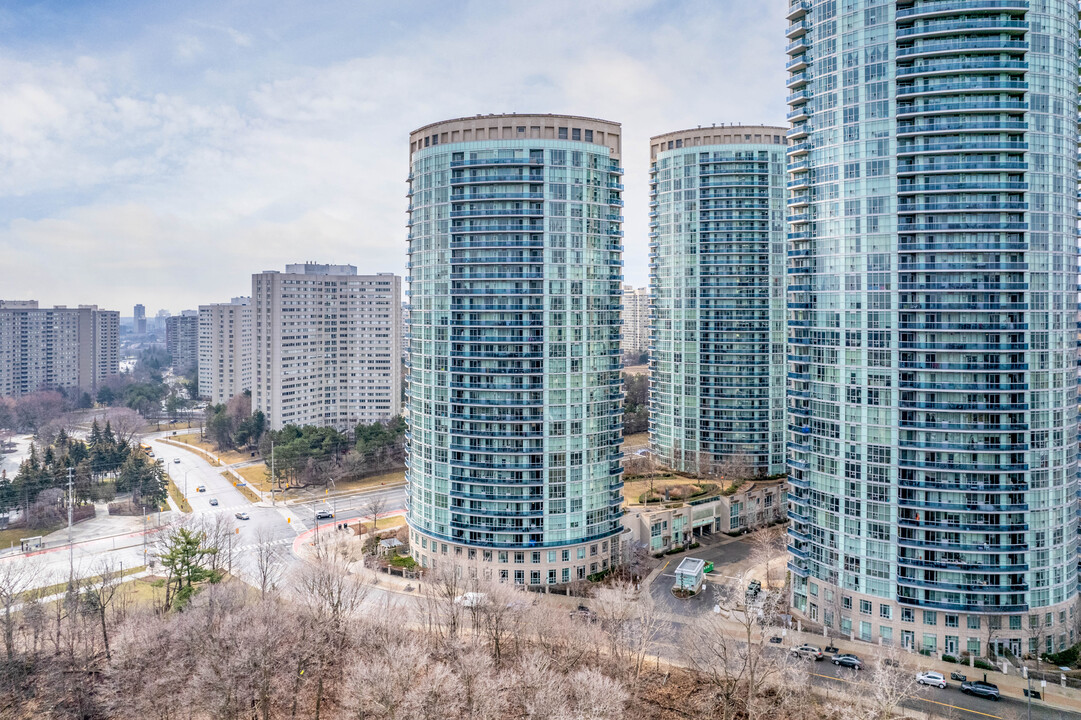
785,0,1078,656
0,301,119,398
648,127,788,477
404,114,626,583
252,264,401,431
198,297,252,404
620,285,650,357
165,313,199,372
133,304,147,335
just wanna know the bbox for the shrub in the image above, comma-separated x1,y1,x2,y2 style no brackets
389,554,417,569
973,658,996,671
1044,643,1081,668
942,654,958,664
666,547,685,555
918,649,932,657
688,541,701,549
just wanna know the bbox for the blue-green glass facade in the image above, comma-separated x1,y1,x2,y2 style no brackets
786,0,1079,647
405,115,626,581
648,129,788,476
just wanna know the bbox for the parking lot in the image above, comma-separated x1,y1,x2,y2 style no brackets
647,532,755,614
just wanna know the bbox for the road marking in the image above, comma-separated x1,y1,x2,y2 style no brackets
809,672,1002,719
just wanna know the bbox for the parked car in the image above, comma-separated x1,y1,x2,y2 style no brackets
235,512,250,520
569,605,598,623
916,671,947,689
791,644,824,661
315,510,334,520
960,680,1000,700
209,498,218,506
831,654,862,670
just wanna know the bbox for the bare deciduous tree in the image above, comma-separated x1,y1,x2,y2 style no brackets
362,493,388,534
0,559,35,661
83,558,123,660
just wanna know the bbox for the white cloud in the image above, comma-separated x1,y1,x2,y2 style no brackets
0,0,787,310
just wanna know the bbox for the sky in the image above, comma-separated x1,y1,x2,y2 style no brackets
0,0,788,314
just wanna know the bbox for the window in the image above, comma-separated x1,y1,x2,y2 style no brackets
548,569,556,584
842,596,852,610
572,128,581,141
901,608,914,623
946,615,959,628
967,616,981,630
531,551,541,564
584,129,593,142
879,604,892,620
923,611,937,626
859,600,872,615
1010,616,1022,630
530,571,540,585
498,551,508,563
558,127,568,140
514,552,524,564
514,570,524,585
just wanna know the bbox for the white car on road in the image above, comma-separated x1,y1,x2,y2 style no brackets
915,671,946,689
235,512,250,521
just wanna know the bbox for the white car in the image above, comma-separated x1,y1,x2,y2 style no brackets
453,592,487,608
235,511,250,521
173,458,181,464
916,670,946,689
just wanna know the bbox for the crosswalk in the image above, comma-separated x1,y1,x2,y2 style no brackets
232,537,293,553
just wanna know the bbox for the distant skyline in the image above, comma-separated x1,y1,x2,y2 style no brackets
0,0,787,310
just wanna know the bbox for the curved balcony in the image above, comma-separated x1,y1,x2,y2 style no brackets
898,517,1028,532
897,575,1028,594
896,19,1028,41
898,556,1029,574
895,39,1027,59
895,1,1028,21
451,174,544,184
896,59,1028,77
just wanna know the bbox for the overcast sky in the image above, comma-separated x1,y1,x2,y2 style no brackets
0,0,787,314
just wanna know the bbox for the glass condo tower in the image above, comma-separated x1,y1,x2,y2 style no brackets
405,114,626,585
785,0,1079,656
649,127,788,477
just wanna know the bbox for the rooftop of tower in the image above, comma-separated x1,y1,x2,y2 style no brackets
409,113,622,159
649,124,788,159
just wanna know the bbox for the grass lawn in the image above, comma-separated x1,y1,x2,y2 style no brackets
0,520,67,551
623,474,723,506
221,472,262,503
236,463,271,491
169,435,251,465
623,432,649,451
167,476,192,513
333,469,405,493
22,564,147,602
243,466,406,500
355,515,406,535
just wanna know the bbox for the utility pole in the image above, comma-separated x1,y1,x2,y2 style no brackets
67,467,74,584
270,440,276,505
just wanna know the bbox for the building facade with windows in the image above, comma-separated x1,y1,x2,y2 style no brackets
405,114,626,584
649,126,788,477
620,285,650,357
0,300,119,398
252,264,401,431
165,313,199,373
785,0,1079,656
198,297,253,404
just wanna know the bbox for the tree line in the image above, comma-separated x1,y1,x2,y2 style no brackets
0,419,167,526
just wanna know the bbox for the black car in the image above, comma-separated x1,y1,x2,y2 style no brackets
960,680,1000,700
569,605,597,623
831,654,862,670
315,510,334,520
